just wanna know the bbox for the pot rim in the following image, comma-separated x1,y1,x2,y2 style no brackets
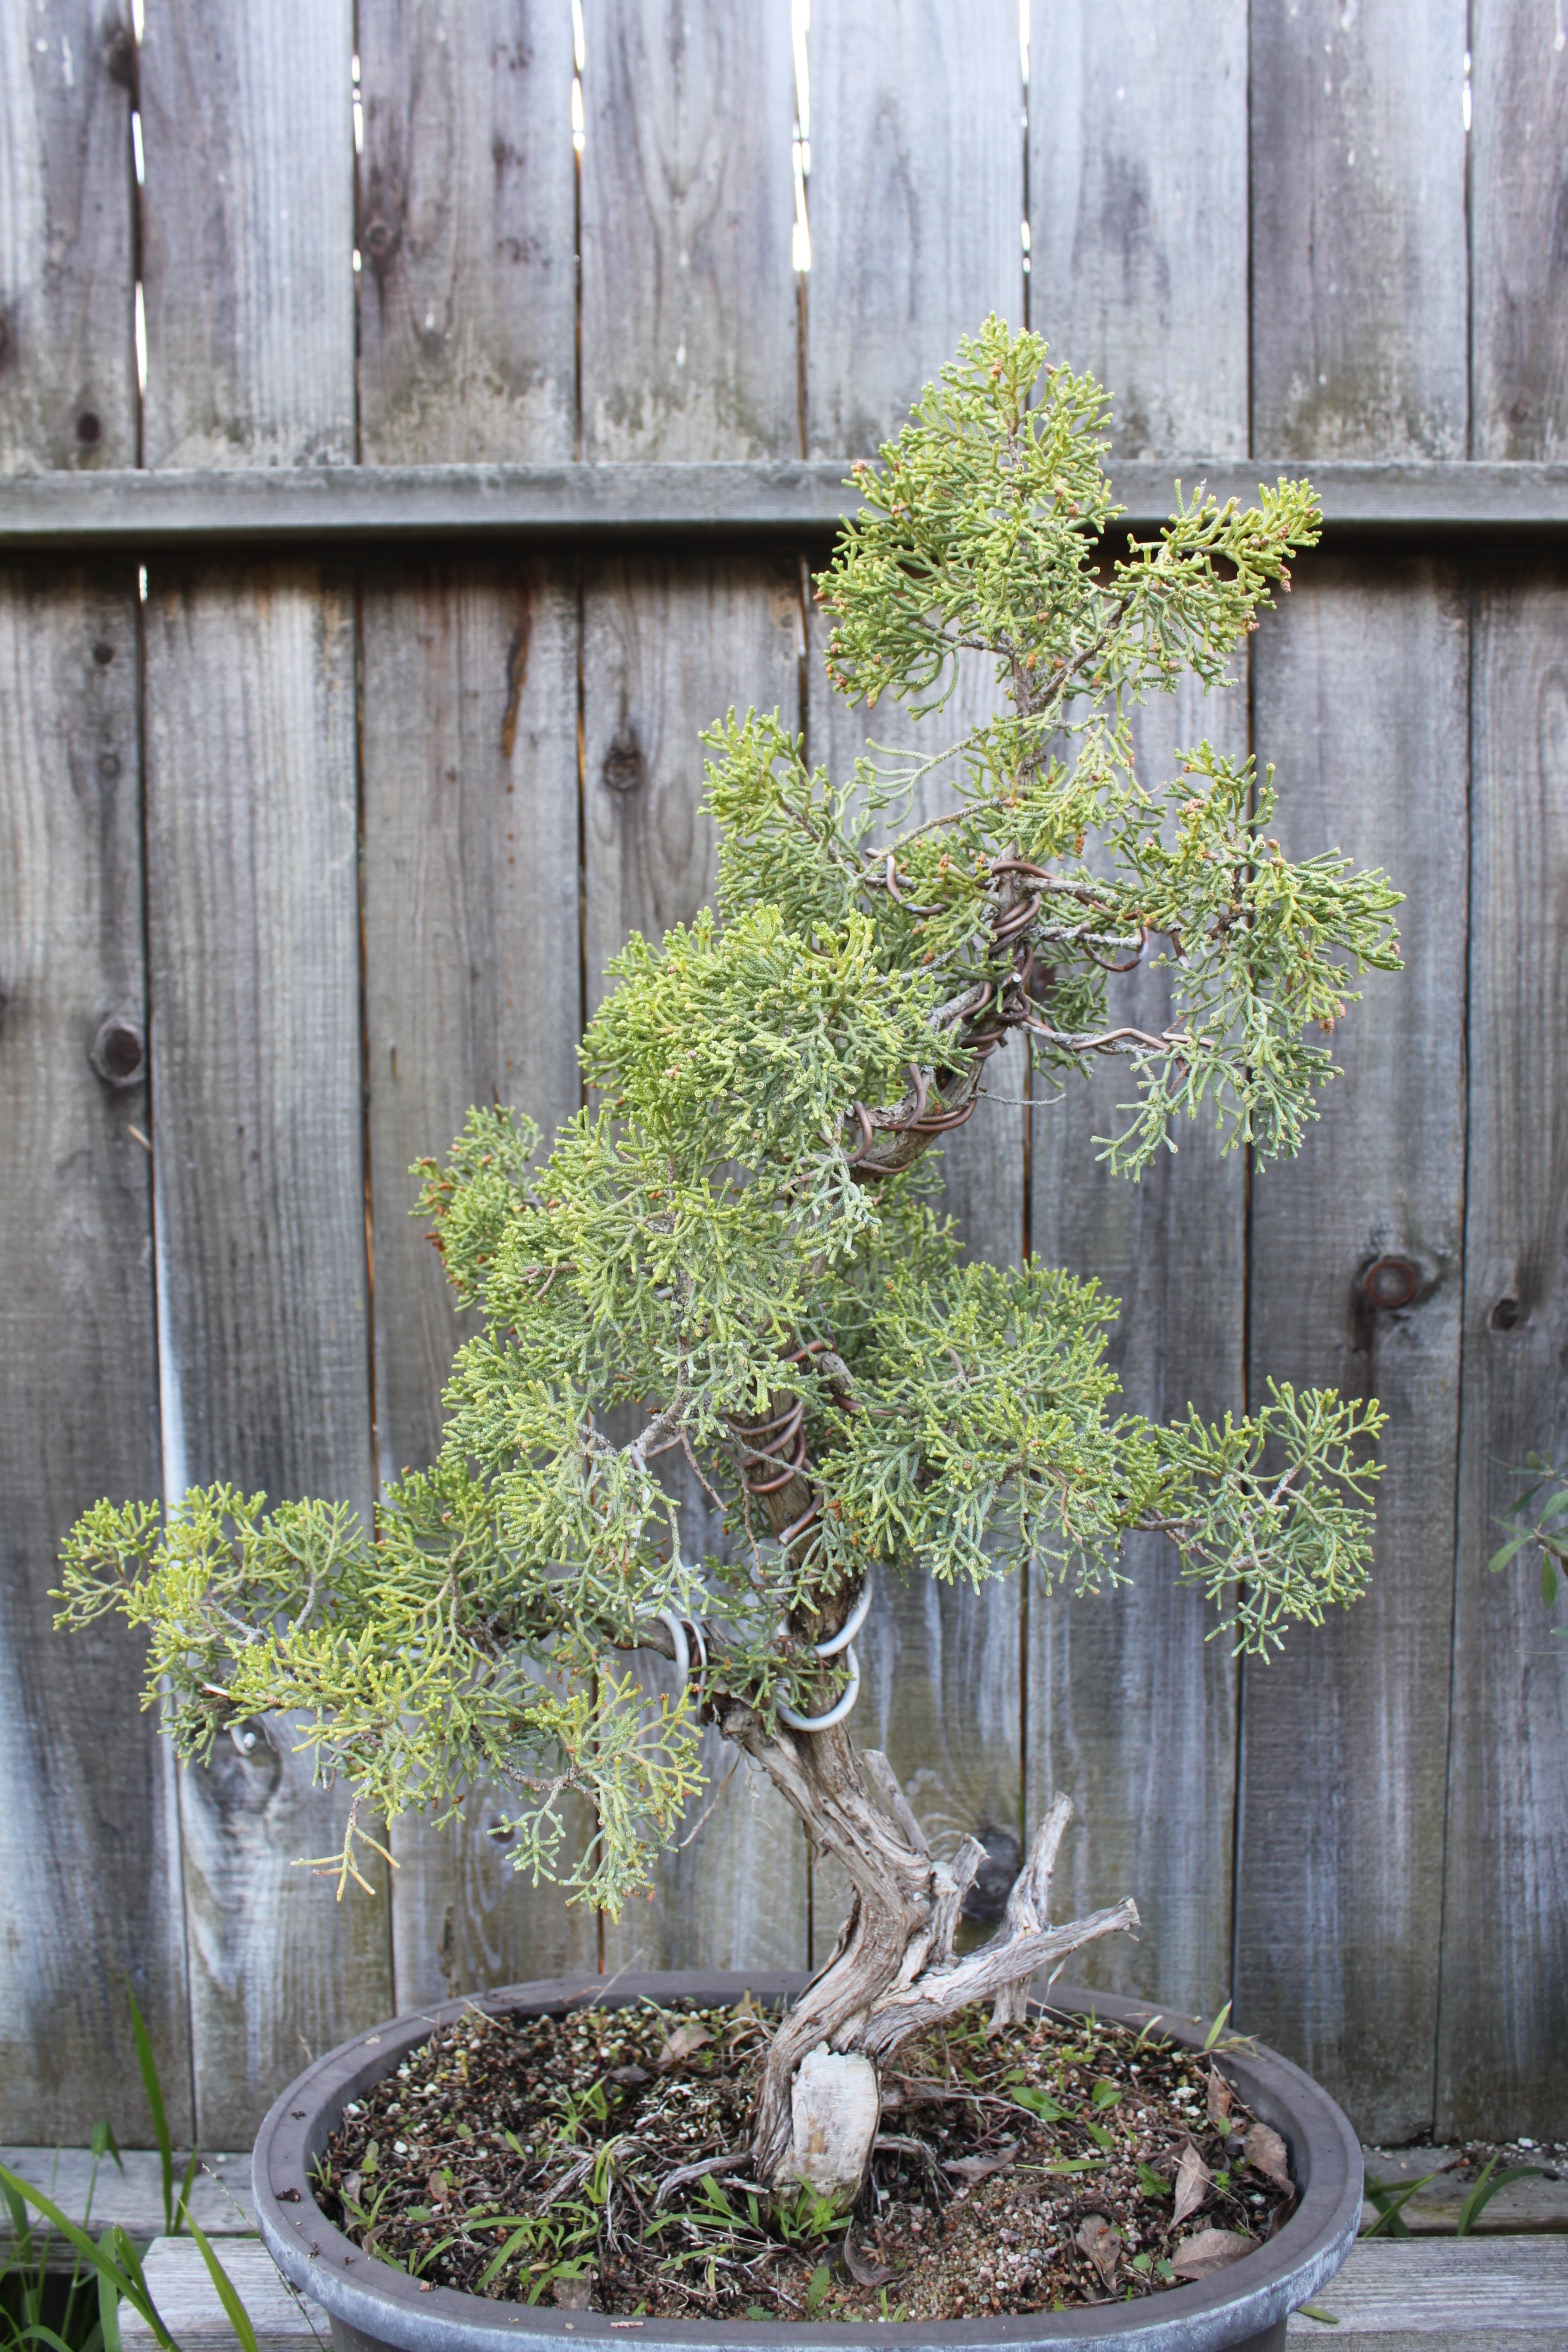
253,1970,1362,2352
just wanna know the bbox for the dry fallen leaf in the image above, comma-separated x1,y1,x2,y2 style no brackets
1172,2227,1256,2280
944,2139,1019,2183
1173,2140,1212,2227
425,2169,449,2208
1075,2213,1122,2288
1243,2121,1292,2191
1207,2064,1233,2129
657,2021,713,2067
843,2236,899,2288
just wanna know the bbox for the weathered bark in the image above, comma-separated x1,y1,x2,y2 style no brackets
707,1688,1139,2192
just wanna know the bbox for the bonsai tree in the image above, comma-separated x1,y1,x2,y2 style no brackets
59,320,1400,2203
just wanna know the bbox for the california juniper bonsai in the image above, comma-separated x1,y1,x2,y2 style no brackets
59,320,1400,2202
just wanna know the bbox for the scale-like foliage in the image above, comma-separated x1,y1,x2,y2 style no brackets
59,321,1401,1912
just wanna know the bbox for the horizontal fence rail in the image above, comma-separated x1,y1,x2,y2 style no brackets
3,461,1567,549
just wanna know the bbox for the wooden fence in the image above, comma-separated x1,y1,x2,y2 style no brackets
2,0,1565,2155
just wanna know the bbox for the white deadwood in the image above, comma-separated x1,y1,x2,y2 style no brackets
711,1696,1139,2187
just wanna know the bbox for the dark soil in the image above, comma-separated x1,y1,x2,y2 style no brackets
315,1998,1296,2321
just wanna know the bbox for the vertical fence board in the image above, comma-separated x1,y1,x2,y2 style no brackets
1025,675,1247,2015
1470,2,1568,458
361,559,597,2003
1027,1,1247,457
355,4,581,1994
138,0,354,469
805,0,1020,457
579,0,804,1973
1250,0,1469,459
1018,9,1250,2009
356,0,576,466
1438,561,1568,2139
802,0,1023,1943
136,0,379,2141
579,0,795,464
0,1,136,473
144,565,387,2142
584,554,807,1973
0,568,188,2142
1238,559,1469,2140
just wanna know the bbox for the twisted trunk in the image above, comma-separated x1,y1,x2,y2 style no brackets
711,1693,1139,2194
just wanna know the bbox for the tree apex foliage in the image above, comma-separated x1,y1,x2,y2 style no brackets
60,323,1400,1911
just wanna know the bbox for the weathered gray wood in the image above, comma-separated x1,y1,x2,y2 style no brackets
1283,2237,1568,2344
0,569,189,2145
7,461,1568,551
0,1,136,473
143,564,389,2144
579,0,796,462
1238,556,1469,2144
800,0,1025,1957
1026,671,1247,2018
1438,560,1568,2141
113,2227,1568,2352
359,557,597,2003
1471,5,1568,460
1027,1,1247,458
584,553,809,1973
805,0,1021,457
1250,0,1469,459
122,2239,326,2352
137,0,355,468
0,2149,254,2256
356,0,576,465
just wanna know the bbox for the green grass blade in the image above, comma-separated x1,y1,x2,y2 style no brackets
124,1982,175,2235
0,2167,174,2352
97,2237,124,2352
184,2218,259,2352
173,2153,201,2241
477,2226,539,2290
1360,2172,1437,2237
1455,2162,1547,2236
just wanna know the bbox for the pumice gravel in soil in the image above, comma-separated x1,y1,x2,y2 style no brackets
317,2000,1296,2321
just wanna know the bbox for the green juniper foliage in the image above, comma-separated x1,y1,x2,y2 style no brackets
59,321,1402,1916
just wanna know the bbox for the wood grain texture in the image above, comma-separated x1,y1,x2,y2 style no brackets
0,2148,254,2254
143,565,388,2143
579,0,796,462
122,2230,1568,2352
137,0,355,468
1250,0,1469,459
805,0,1021,457
1026,672,1247,2017
806,642,1025,1947
585,552,810,1975
1026,1,1247,458
0,568,188,2143
1437,560,1568,2140
0,1,136,473
360,558,597,2003
357,0,576,464
1470,2,1568,458
1237,557,1469,2143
